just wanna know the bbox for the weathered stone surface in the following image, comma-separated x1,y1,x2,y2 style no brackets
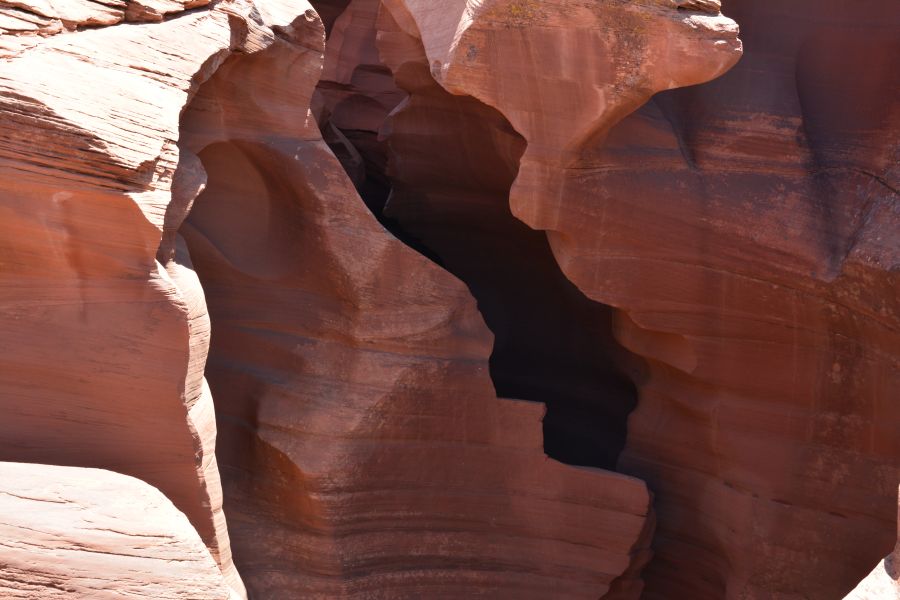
310,0,352,34
1,0,897,598
0,462,231,599
0,0,215,57
845,488,899,599
313,0,405,209
375,0,643,485
0,1,329,597
383,0,898,598
380,0,742,233
558,2,899,597
373,10,654,595
177,4,652,596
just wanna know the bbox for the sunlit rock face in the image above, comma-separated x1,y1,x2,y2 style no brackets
0,0,897,599
0,0,654,596
377,0,897,598
177,2,651,596
0,462,233,600
0,3,285,596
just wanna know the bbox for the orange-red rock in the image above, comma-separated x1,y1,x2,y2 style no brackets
313,0,405,211
371,10,655,595
383,0,898,598
177,5,652,596
0,462,232,599
556,3,899,596
380,0,742,234
374,0,643,483
0,1,331,596
1,0,897,598
845,488,899,599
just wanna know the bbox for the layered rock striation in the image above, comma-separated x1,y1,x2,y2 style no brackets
0,0,897,599
0,0,339,596
373,0,643,476
177,3,652,596
378,0,899,598
0,462,232,599
845,488,900,599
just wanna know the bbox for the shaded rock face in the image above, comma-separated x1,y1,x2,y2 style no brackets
845,488,899,600
310,0,354,35
0,3,289,595
312,0,644,472
313,0,410,248
537,2,900,597
1,0,654,596
0,462,231,600
375,0,898,599
0,1,897,600
176,4,652,597
372,2,642,472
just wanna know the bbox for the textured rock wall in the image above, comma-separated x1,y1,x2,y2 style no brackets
0,4,260,595
599,2,900,595
845,488,899,599
0,0,897,598
374,0,641,473
0,462,231,599
313,0,405,229
177,3,652,596
0,0,656,595
377,0,898,598
0,0,353,596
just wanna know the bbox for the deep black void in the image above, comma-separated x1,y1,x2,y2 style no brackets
308,0,353,35
319,120,447,267
316,74,640,470
420,201,641,470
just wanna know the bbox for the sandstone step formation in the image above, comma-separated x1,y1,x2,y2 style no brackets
0,0,896,598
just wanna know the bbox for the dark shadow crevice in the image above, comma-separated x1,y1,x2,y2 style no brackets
316,54,641,470
319,120,445,266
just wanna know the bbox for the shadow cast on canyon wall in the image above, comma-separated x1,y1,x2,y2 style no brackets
319,60,642,470
172,22,655,596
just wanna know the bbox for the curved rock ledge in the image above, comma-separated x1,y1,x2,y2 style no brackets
0,1,329,596
1,0,896,599
177,5,652,595
378,0,898,598
0,462,231,599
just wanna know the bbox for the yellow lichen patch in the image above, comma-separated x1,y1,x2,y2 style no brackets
495,0,543,27
508,0,537,17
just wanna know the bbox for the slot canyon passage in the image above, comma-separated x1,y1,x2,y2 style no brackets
0,1,897,600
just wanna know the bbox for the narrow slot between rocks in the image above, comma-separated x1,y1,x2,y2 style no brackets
315,50,641,470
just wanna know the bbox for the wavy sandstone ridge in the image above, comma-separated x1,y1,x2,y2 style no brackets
0,462,231,599
380,0,899,598
379,0,742,230
176,3,651,596
1,0,653,597
0,0,897,598
0,0,335,596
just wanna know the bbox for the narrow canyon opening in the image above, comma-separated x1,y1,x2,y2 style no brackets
315,59,641,470
169,24,657,596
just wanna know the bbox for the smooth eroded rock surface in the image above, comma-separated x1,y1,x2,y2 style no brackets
1,0,896,599
375,0,642,481
0,462,230,599
176,4,653,596
845,489,900,599
383,0,898,598
0,1,333,596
